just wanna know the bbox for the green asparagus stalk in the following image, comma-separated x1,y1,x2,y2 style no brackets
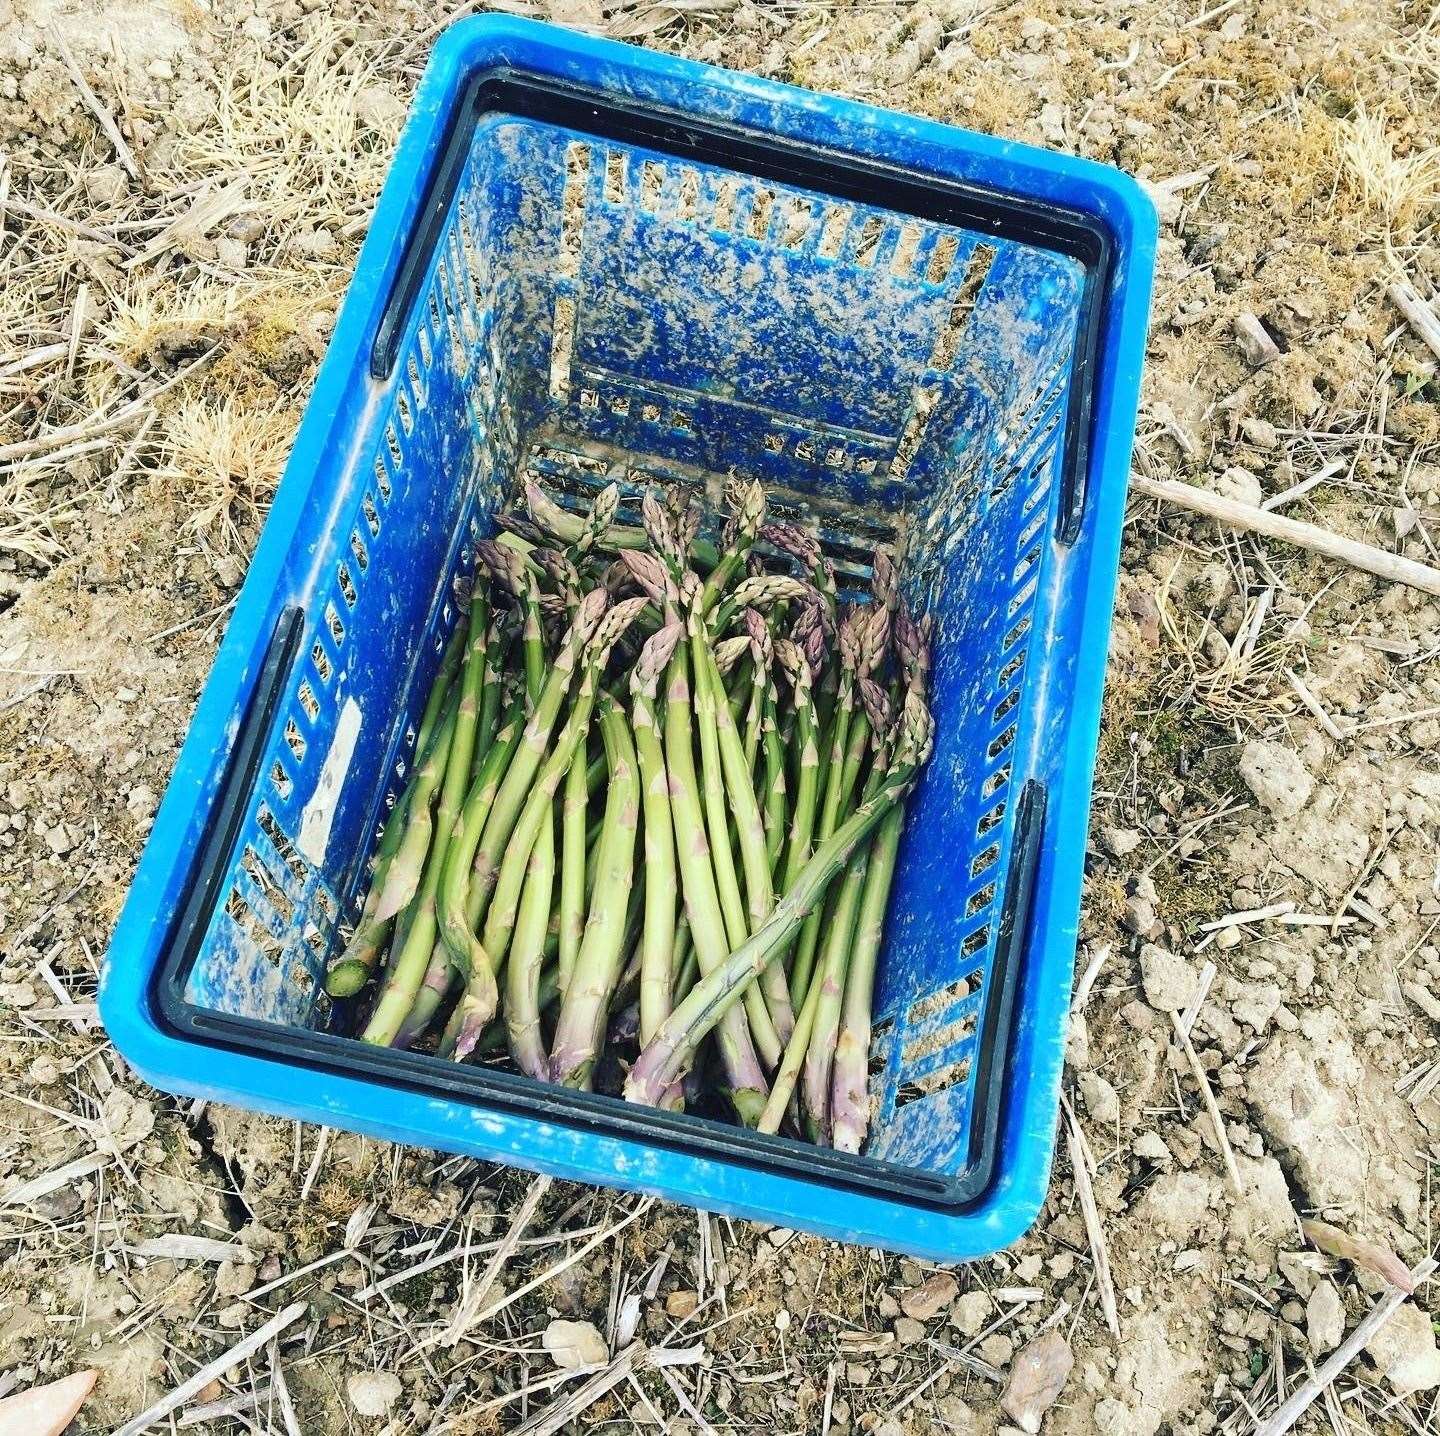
831,801,904,1153
755,941,827,1134
549,692,640,1088
505,798,557,1079
690,602,783,1069
479,596,649,970
624,690,933,1107
325,655,460,999
790,609,860,1004
370,691,459,926
631,623,683,1045
660,622,770,1122
800,845,870,1141
558,735,588,994
696,621,794,1045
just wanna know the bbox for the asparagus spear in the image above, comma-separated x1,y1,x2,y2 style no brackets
505,797,557,1079
549,692,640,1088
625,690,933,1107
324,648,461,999
631,623,683,1046
830,801,904,1153
660,613,770,1124
557,734,588,995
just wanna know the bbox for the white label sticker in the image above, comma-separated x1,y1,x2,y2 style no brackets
297,695,362,867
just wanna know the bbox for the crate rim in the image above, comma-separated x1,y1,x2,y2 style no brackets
100,15,1157,1261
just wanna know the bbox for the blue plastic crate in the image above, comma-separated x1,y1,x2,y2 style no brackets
101,17,1155,1260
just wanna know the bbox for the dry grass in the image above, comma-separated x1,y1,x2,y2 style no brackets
160,393,296,553
1338,102,1440,231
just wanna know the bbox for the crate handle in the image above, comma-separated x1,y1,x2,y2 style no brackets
154,606,305,1013
947,776,1047,1204
371,79,484,380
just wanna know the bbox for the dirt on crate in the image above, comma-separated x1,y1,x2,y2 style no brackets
2,0,1439,1432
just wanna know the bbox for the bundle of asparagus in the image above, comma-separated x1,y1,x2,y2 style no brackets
325,477,934,1151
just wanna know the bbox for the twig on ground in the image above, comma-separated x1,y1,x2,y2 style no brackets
1252,1258,1437,1436
111,1301,308,1436
437,1175,553,1347
1388,282,1440,362
1062,1100,1119,1335
1131,474,1440,599
1171,1011,1243,1195
50,27,139,178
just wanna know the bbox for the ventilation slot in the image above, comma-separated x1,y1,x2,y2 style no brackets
713,176,740,233
747,187,775,241
639,159,664,213
337,563,357,608
901,1009,978,1067
558,142,590,279
895,1059,972,1110
270,761,293,802
325,602,346,649
311,642,332,685
981,763,1011,800
970,842,1001,878
852,215,884,268
349,529,369,572
977,800,1006,837
781,196,812,248
283,719,307,765
676,167,700,221
549,295,576,400
818,204,849,259
890,221,922,277
961,924,991,958
928,243,997,371
296,679,320,722
966,882,997,918
604,150,626,204
926,232,960,284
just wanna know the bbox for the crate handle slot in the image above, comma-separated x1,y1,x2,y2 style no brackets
150,606,305,1021
942,777,1047,1205
371,76,486,380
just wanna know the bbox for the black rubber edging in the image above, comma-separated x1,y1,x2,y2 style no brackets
151,603,1048,1214
368,69,1114,545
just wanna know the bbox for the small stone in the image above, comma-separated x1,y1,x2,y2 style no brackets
1215,466,1263,507
83,163,128,206
44,823,75,855
952,1291,991,1336
1235,312,1280,366
1133,1130,1170,1162
217,1301,250,1329
347,1371,403,1416
1239,416,1279,450
1122,895,1159,936
28,1056,60,1085
1214,925,1241,950
1306,1283,1345,1355
900,1272,958,1321
1100,826,1141,859
979,1334,1014,1369
1239,740,1313,816
665,1290,699,1319
1139,943,1195,1011
215,236,249,269
1078,1072,1121,1126
877,1293,900,1319
543,1318,609,1369
1364,1301,1440,1394
893,1316,927,1345
214,1260,256,1298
